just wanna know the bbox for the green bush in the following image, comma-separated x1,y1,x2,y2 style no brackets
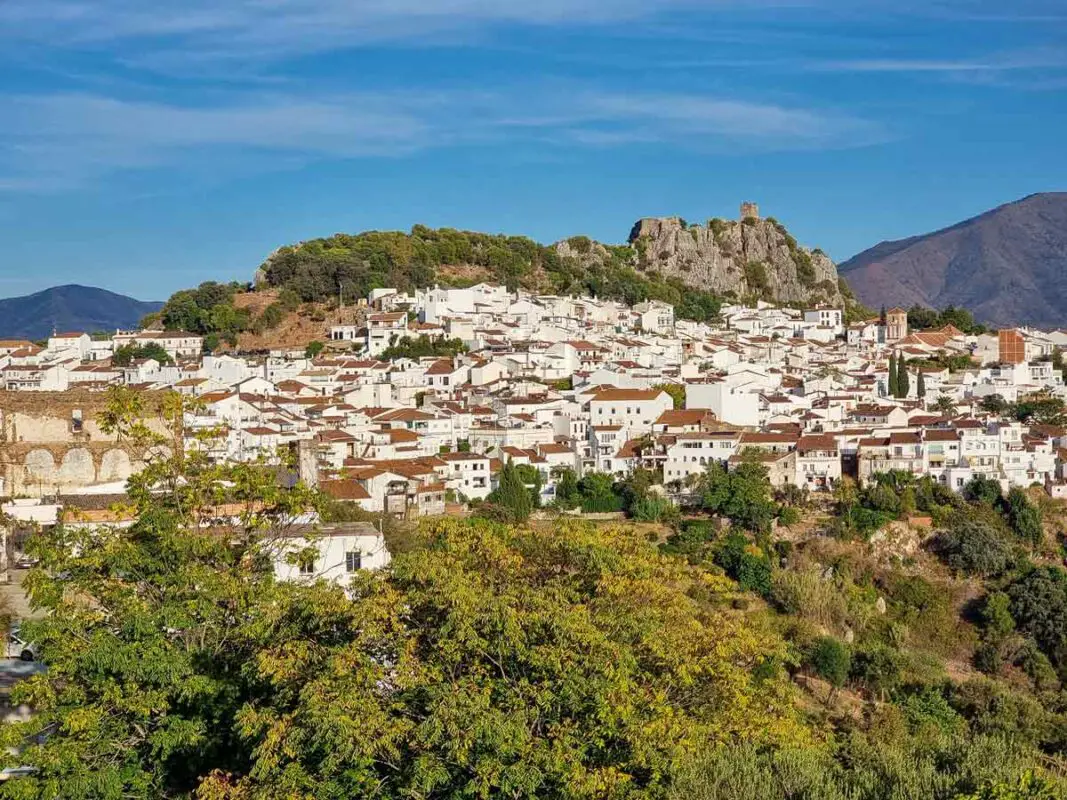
934,516,1016,577
807,637,851,689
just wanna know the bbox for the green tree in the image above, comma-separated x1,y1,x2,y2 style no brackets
935,515,1016,577
916,369,927,400
980,394,1009,415
897,355,910,398
1008,566,1067,677
933,395,958,416
577,472,625,513
700,461,777,534
957,773,1062,800
887,351,898,397
654,382,686,410
379,335,468,361
488,459,535,522
7,485,812,797
1003,488,1043,548
552,467,580,509
112,342,174,367
713,530,773,597
964,475,1003,506
807,637,851,700
305,340,325,358
981,591,1016,642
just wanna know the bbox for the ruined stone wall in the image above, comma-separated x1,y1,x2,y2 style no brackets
0,391,170,498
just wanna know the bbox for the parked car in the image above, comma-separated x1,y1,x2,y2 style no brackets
13,555,38,570
6,629,37,662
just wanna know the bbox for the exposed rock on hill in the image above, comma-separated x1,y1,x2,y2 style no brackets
839,193,1067,327
233,208,850,333
618,215,844,305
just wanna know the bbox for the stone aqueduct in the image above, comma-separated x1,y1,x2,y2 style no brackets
0,391,166,498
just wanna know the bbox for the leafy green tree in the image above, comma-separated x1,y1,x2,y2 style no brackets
964,475,1003,506
957,773,1062,800
577,472,625,513
7,461,813,799
981,591,1016,642
653,382,686,410
112,342,174,366
1013,396,1067,426
488,459,535,522
304,340,325,358
980,394,1009,415
379,335,468,361
934,515,1016,577
850,643,902,699
1003,488,1044,548
1008,566,1067,677
552,467,580,509
713,530,773,597
700,462,777,534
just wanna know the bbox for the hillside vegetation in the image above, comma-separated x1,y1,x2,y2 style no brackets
5,389,1067,799
153,216,863,349
258,224,731,322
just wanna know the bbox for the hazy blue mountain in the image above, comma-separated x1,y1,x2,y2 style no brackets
0,285,163,340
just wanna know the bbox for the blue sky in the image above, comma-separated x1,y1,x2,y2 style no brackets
0,0,1065,301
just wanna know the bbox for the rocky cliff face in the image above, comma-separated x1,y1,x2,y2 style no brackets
633,216,843,305
556,215,845,307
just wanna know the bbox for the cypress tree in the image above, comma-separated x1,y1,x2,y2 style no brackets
495,459,533,522
887,352,898,398
898,355,910,398
916,370,926,401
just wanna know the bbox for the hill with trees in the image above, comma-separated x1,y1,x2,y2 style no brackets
151,214,865,351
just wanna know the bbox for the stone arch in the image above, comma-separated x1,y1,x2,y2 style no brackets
57,448,96,487
98,449,133,483
23,449,56,489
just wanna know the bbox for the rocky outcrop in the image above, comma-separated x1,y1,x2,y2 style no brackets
628,216,843,305
555,215,845,307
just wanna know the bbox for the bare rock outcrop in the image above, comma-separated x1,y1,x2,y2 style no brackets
626,216,843,305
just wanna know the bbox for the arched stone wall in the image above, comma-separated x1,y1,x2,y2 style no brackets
98,449,133,483
57,448,96,487
23,450,56,487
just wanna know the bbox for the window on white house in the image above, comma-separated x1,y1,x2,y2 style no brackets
298,555,316,576
345,551,362,573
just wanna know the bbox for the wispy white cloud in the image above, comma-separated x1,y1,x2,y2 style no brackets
813,48,1067,74
0,87,885,191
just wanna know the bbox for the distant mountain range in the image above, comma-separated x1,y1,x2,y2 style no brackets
0,285,163,341
840,193,1067,328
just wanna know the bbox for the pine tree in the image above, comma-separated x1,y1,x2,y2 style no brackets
916,370,926,401
898,355,910,398
887,352,898,398
493,459,533,522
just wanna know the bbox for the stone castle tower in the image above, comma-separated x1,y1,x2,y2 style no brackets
740,202,760,221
